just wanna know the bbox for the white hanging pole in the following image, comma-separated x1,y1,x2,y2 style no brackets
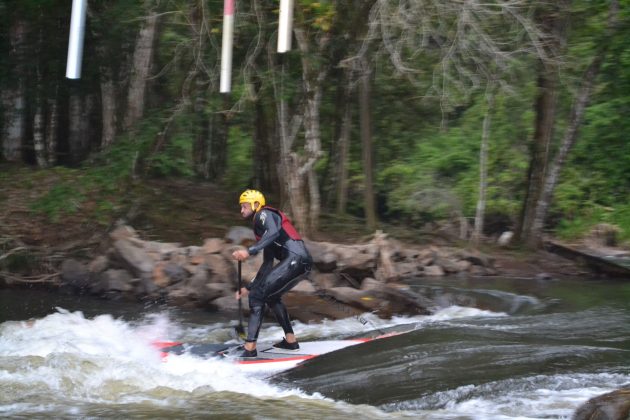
65,0,88,79
220,0,235,93
277,0,294,53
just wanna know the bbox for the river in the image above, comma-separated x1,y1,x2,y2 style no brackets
1,275,629,419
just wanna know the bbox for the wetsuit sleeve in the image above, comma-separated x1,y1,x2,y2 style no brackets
247,210,282,256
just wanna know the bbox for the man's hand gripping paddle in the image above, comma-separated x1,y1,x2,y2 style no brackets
234,260,246,340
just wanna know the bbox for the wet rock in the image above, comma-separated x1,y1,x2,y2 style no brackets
185,268,209,290
92,269,134,294
56,225,445,319
314,252,337,272
109,225,137,241
204,253,236,283
310,272,342,290
323,285,430,317
573,388,630,420
535,272,553,281
163,262,187,284
360,277,383,291
60,259,91,290
291,279,316,293
391,262,421,278
88,255,109,273
113,239,155,275
202,238,225,254
284,292,364,323
210,295,241,313
225,226,256,246
435,257,464,273
462,251,494,268
423,265,445,276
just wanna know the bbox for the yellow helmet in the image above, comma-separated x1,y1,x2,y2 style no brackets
239,189,266,212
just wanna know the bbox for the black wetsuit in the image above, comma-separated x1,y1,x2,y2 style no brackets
244,207,312,343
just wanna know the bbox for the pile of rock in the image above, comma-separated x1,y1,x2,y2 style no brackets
59,225,497,322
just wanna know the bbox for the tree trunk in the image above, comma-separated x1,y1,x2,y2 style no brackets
299,60,324,234
281,20,329,235
207,96,229,180
358,61,377,230
192,75,208,177
335,79,352,215
527,0,619,248
123,7,158,130
33,93,47,168
276,62,308,233
253,77,276,192
100,77,117,149
2,20,28,162
472,85,495,244
68,91,94,164
46,93,59,166
516,1,569,246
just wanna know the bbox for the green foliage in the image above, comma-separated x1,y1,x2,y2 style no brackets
145,133,195,178
297,0,336,31
224,126,253,190
4,0,630,246
373,85,534,229
30,184,83,222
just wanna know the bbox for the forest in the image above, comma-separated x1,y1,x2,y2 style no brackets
1,0,629,248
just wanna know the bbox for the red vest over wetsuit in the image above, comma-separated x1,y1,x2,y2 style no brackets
253,206,302,241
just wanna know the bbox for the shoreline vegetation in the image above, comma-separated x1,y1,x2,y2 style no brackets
1,166,623,321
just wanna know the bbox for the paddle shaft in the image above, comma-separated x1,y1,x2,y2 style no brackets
237,261,244,334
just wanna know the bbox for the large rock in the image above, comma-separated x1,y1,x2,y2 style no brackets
225,226,256,246
573,388,630,420
423,265,445,276
204,253,236,283
291,279,316,293
152,261,187,288
210,295,241,313
113,239,155,275
315,252,337,272
60,259,91,290
310,272,343,290
283,291,364,323
202,238,225,254
322,285,431,317
91,269,135,294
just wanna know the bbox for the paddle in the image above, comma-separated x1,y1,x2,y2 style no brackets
234,260,246,339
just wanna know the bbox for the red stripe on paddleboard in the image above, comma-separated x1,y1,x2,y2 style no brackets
153,341,183,349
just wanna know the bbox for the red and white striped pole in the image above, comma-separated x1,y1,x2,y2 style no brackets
220,0,235,93
277,0,293,53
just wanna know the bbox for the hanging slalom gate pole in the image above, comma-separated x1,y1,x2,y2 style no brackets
220,0,235,93
66,0,88,79
277,0,294,53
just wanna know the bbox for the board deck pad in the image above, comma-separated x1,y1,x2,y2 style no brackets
156,338,371,364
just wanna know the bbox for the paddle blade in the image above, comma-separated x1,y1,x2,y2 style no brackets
234,324,246,340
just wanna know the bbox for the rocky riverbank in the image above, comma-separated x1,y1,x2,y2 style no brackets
55,224,504,322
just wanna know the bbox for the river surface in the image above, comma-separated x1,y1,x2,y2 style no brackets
1,276,629,419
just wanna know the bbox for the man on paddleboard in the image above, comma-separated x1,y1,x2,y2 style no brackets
232,189,312,358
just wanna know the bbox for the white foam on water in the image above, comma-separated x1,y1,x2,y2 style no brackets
0,309,318,405
391,372,630,420
249,305,507,344
0,305,513,418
